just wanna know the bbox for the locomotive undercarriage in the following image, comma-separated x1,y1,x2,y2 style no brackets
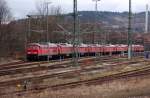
27,51,130,61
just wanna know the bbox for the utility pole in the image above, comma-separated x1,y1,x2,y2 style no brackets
128,0,132,59
145,4,149,34
77,15,82,45
144,4,149,59
27,15,31,43
46,2,51,61
46,2,51,42
73,0,78,66
25,15,32,61
92,0,101,44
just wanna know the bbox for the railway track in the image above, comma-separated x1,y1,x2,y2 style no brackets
0,58,150,96
0,61,25,69
0,52,142,70
0,58,127,87
0,54,145,96
0,55,129,77
51,64,150,90
0,54,129,70
0,58,147,88
0,57,82,70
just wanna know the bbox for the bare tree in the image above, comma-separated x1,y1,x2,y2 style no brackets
27,0,64,43
35,0,62,16
0,0,11,25
35,0,47,20
0,0,12,57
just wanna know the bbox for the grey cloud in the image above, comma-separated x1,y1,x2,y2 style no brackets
6,0,150,18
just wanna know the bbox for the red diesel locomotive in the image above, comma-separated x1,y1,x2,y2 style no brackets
26,43,144,61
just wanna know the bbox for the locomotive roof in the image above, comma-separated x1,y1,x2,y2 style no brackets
102,44,117,47
28,43,58,47
79,44,88,47
28,43,41,46
58,43,73,47
28,43,143,48
47,43,58,47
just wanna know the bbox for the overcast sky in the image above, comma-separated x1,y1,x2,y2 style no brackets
6,0,150,19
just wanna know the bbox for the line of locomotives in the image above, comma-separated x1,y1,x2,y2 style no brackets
26,43,144,61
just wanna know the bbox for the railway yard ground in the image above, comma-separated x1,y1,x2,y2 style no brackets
1,55,150,98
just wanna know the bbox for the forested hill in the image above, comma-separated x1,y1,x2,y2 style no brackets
67,11,150,33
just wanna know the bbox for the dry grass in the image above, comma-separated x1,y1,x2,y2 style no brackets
1,75,150,98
